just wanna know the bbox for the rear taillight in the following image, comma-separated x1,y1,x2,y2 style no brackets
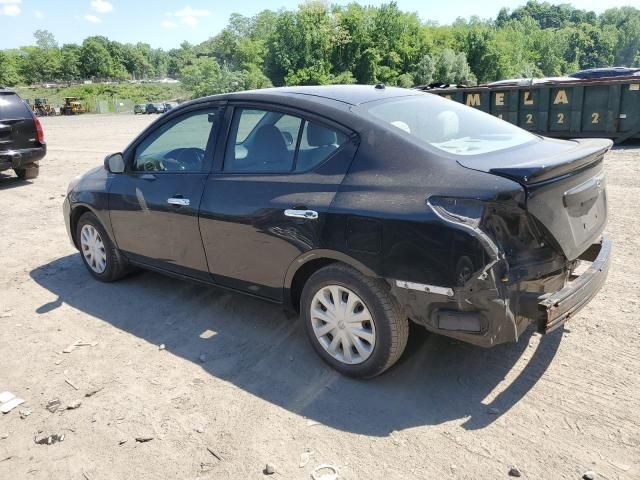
31,113,44,143
428,196,485,228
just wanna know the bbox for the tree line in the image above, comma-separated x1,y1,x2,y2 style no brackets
1,1,639,97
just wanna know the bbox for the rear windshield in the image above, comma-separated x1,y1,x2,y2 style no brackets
356,94,537,156
0,92,31,119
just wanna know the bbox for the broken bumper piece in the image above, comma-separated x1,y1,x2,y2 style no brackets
537,236,612,334
391,236,611,348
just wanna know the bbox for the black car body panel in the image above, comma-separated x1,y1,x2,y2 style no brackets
65,85,612,348
457,137,611,261
200,137,360,300
0,88,46,173
109,172,211,279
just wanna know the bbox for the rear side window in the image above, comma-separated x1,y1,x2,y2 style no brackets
224,107,347,173
357,94,536,156
296,121,347,171
0,92,31,119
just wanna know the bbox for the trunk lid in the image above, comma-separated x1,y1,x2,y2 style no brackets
458,137,612,261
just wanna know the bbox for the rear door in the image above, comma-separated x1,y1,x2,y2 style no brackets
199,104,358,300
108,105,224,279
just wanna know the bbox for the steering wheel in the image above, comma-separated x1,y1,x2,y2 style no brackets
168,148,205,171
143,159,165,172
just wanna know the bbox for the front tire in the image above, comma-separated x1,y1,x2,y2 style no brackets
76,212,128,282
301,264,409,378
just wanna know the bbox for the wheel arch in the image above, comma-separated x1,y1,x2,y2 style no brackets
69,203,109,249
283,249,378,313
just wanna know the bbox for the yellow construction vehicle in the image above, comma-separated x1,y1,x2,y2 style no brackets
34,98,57,116
61,97,85,115
24,99,36,113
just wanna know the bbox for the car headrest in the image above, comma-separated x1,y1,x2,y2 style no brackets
307,122,337,147
391,120,411,134
252,125,288,157
433,110,459,140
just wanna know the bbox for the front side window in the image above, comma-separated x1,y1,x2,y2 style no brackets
356,94,537,156
132,108,220,173
224,107,347,173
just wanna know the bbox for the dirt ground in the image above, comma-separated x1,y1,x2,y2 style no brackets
1,114,638,480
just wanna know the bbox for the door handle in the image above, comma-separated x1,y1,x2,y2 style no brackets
284,209,318,220
167,197,190,206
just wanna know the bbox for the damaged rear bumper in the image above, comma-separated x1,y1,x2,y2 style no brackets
391,236,611,348
537,236,611,334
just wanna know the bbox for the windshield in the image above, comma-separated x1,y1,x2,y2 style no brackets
357,94,537,156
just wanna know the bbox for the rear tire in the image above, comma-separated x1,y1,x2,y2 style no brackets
14,163,39,180
300,264,409,378
76,212,128,282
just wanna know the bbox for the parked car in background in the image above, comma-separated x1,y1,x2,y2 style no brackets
134,104,146,114
64,85,611,378
145,103,166,114
163,102,178,112
0,87,46,180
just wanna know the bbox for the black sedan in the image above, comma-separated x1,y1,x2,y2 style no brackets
64,85,612,378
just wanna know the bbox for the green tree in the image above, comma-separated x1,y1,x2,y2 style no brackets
565,23,616,69
354,47,380,84
3,2,639,93
59,44,82,82
34,29,58,50
0,51,22,86
414,54,435,85
167,42,195,78
265,2,337,86
432,49,476,85
80,37,115,79
180,57,245,97
601,7,640,66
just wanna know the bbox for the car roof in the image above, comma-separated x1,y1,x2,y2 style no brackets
203,85,422,106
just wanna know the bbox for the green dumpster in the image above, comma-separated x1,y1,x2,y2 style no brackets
422,77,640,143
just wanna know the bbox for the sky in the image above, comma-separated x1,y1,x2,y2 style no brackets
0,0,636,50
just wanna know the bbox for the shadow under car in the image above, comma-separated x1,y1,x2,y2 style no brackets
30,254,564,436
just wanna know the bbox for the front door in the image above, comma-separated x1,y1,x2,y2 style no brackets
109,106,223,279
199,105,357,300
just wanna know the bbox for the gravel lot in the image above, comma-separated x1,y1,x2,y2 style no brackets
1,114,639,479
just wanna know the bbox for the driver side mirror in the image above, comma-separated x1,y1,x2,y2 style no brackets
104,152,125,173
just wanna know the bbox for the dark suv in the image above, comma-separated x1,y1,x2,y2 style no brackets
0,88,46,179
